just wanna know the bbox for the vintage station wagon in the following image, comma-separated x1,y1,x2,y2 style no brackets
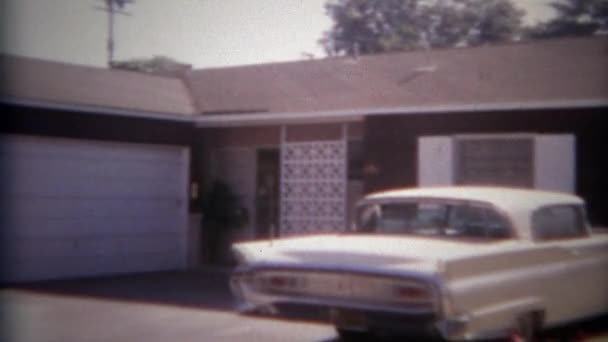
230,187,608,340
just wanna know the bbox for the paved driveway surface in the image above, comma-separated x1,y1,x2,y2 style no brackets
0,269,336,342
2,269,607,342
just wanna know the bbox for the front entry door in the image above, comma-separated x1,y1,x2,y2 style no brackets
255,149,280,238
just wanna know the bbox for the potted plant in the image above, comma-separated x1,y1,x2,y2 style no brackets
200,180,248,264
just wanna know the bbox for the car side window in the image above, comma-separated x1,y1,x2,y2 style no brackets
356,201,512,240
532,205,588,241
447,205,512,238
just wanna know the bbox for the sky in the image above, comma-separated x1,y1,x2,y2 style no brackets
2,0,557,69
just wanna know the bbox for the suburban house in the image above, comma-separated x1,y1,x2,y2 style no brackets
1,36,607,282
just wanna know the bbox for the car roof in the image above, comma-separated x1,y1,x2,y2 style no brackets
363,186,584,213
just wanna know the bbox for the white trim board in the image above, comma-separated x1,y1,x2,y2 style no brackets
194,99,608,127
3,96,606,127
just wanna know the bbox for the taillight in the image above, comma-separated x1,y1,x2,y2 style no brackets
393,284,431,302
255,273,304,292
269,276,293,288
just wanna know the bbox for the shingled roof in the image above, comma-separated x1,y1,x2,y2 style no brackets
2,37,607,123
0,54,196,117
187,36,608,115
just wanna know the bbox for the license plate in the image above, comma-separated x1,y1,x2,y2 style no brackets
306,274,381,299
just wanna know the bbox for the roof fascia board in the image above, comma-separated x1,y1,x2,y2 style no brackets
1,97,195,123
196,111,364,127
195,98,608,127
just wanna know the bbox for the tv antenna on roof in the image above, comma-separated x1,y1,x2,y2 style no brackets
94,0,135,66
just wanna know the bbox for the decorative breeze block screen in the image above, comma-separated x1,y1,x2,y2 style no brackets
280,141,347,236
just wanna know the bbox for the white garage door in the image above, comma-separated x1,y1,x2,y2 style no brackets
0,135,189,282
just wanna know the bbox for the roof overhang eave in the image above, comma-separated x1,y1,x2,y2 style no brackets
194,98,608,128
1,96,196,123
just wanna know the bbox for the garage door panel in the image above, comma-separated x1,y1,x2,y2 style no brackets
6,176,183,198
6,198,180,236
4,155,184,184
1,135,185,163
5,215,180,238
7,197,179,221
4,217,96,238
1,135,189,282
6,239,77,261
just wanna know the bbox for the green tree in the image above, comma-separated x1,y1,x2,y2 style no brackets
320,0,423,56
527,0,608,38
320,0,526,56
464,0,526,46
420,0,472,49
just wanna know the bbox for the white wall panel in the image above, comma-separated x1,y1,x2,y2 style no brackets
418,134,576,193
418,136,454,187
1,135,189,282
534,134,576,193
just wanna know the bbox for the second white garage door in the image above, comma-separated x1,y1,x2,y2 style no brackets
1,135,189,282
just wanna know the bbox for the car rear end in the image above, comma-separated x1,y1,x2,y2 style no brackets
230,265,457,339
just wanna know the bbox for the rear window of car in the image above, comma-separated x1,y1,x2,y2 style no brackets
356,201,512,240
531,205,588,241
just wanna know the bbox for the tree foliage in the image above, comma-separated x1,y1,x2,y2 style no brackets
465,0,526,46
320,0,526,56
110,56,191,76
527,0,608,38
320,0,421,55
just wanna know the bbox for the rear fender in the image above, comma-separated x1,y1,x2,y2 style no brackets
464,297,544,339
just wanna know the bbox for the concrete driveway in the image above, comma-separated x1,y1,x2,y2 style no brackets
2,269,607,342
0,268,336,342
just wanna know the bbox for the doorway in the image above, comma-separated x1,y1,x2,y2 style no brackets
255,149,280,238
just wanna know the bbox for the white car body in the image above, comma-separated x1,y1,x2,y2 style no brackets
230,187,608,340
